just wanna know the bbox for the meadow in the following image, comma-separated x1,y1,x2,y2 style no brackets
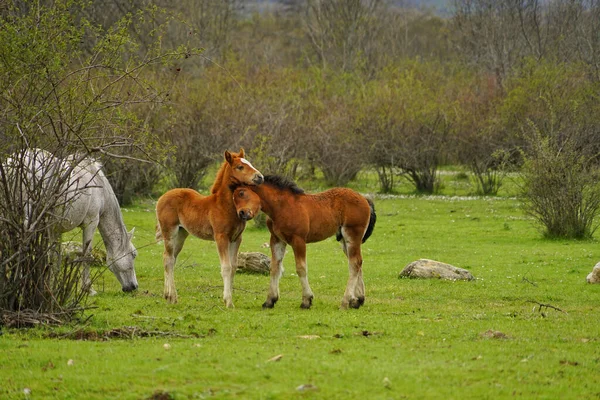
1,172,599,399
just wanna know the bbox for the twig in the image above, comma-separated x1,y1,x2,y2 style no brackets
527,300,567,314
130,314,173,320
522,276,538,287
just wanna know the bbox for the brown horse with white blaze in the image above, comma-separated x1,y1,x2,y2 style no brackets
156,149,263,307
233,175,376,309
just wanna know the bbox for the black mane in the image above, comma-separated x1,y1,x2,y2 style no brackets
264,174,304,194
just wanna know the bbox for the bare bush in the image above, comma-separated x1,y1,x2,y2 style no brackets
0,149,95,323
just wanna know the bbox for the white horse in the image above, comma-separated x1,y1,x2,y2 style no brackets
5,148,138,293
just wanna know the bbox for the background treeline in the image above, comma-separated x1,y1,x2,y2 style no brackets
2,0,600,238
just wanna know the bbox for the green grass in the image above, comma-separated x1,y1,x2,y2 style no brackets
2,188,600,399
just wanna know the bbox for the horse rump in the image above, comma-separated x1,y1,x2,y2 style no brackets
335,196,376,243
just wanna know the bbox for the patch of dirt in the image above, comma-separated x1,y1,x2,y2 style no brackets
481,329,509,339
146,391,174,400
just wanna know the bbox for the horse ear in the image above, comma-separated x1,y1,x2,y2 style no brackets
128,228,135,241
239,148,245,158
224,150,233,164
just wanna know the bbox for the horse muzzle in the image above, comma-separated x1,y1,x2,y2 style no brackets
253,174,264,185
122,282,138,292
238,210,253,221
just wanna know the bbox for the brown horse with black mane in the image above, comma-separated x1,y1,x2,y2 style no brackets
156,149,263,307
233,175,376,309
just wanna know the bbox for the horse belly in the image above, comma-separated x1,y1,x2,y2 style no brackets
184,221,214,241
306,216,339,243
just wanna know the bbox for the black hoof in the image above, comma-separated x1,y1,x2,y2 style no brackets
262,296,278,309
300,296,313,309
349,298,362,309
262,302,274,309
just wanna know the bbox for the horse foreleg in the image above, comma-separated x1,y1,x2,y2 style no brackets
216,234,235,308
263,235,286,309
163,228,187,304
341,240,364,309
291,237,314,309
81,221,98,296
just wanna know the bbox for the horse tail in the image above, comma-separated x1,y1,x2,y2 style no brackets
362,197,376,244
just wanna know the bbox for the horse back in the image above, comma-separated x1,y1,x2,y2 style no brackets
58,157,107,232
300,188,368,243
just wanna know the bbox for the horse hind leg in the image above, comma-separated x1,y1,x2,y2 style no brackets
340,228,364,309
163,227,188,304
340,236,365,307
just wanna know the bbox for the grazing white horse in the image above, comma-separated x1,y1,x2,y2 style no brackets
6,148,138,293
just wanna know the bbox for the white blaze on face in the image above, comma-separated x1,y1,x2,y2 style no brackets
240,158,257,172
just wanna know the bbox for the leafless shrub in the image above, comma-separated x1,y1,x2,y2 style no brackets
396,114,452,194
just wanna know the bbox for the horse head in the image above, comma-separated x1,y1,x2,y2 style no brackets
106,228,139,292
225,148,264,186
232,186,262,221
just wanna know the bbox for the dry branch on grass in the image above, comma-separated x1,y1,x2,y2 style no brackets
1,308,87,328
46,326,198,341
528,301,567,315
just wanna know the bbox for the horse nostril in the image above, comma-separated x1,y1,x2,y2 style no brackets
239,210,246,219
254,175,264,185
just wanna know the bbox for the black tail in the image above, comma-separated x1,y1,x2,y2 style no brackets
335,197,377,243
362,197,376,243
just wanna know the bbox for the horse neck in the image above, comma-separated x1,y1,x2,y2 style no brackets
96,177,129,255
210,161,230,194
251,184,280,217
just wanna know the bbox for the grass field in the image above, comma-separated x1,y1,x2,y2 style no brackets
2,172,600,399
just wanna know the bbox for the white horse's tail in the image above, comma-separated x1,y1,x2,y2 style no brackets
155,223,163,242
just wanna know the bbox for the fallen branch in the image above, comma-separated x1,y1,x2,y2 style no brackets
527,300,567,315
521,276,538,287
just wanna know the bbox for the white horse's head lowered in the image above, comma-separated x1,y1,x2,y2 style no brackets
106,228,138,292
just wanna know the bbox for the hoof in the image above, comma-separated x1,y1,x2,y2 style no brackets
300,296,313,309
164,293,178,304
262,296,278,309
349,298,362,309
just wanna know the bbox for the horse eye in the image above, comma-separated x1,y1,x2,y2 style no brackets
239,190,245,196
237,165,244,170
